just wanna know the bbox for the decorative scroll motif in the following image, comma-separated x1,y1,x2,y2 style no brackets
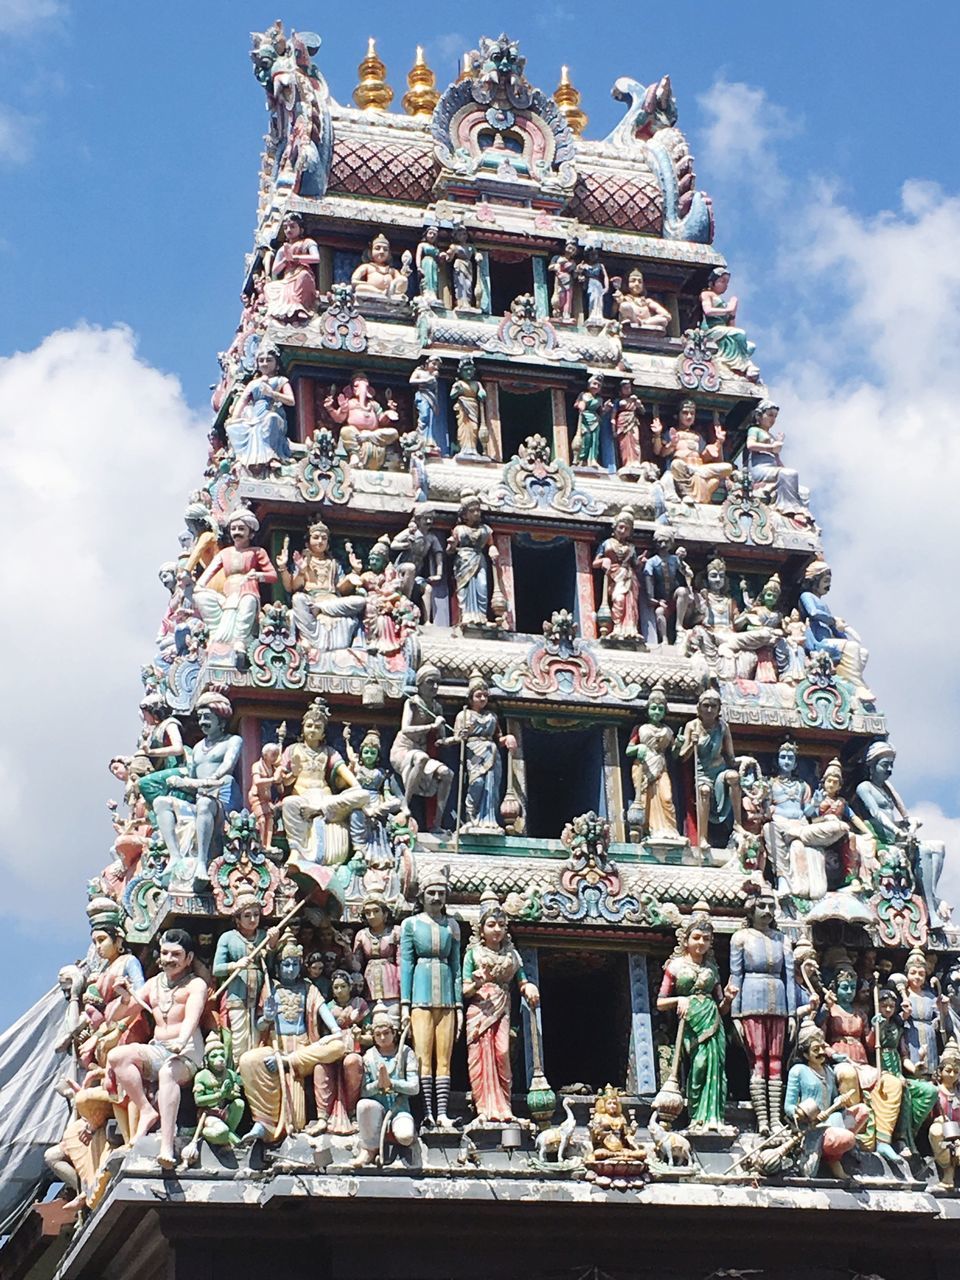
249,603,309,689
677,327,720,392
318,283,367,352
871,846,928,948
484,434,605,516
720,472,775,546
495,294,559,355
796,651,852,730
207,472,240,528
295,428,352,504
208,811,286,916
250,22,333,203
121,838,169,938
494,611,645,703
416,299,623,367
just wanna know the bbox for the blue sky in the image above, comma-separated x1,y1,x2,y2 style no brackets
1,1,959,1029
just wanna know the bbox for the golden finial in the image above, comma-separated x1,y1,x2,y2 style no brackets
457,50,474,83
402,46,439,119
553,65,587,137
353,37,394,111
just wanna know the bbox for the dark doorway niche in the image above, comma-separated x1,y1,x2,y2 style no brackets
511,535,576,635
522,723,603,839
489,251,535,317
498,386,553,461
538,949,631,1091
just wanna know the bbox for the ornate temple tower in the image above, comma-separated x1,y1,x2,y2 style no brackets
14,25,960,1280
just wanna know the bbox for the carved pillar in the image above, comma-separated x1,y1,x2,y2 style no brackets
550,388,570,464
626,953,657,1095
485,380,503,462
506,714,526,833
296,376,316,442
666,293,680,337
519,946,542,1086
532,256,550,318
493,531,514,630
574,540,597,639
239,715,261,807
603,725,626,842
316,245,333,296
476,250,492,315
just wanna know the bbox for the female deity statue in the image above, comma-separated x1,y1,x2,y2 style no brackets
657,903,737,1131
225,344,295,475
675,685,742,852
610,380,645,472
462,892,539,1123
408,356,443,456
612,267,671,332
415,225,441,300
572,373,610,468
277,519,367,653
86,900,148,1066
355,538,418,660
443,225,479,310
324,372,400,471
278,698,369,877
872,985,938,1155
453,673,516,834
343,725,401,862
745,401,804,514
351,232,412,299
592,509,642,641
315,969,369,1134
577,246,609,325
896,947,943,1074
798,560,873,702
651,398,733,504
353,894,401,1011
266,211,320,323
389,664,455,828
548,240,579,321
446,492,498,627
699,267,759,381
812,758,873,889
930,1039,960,1188
194,508,278,663
449,357,488,457
625,683,678,839
733,574,788,683
588,1087,647,1163
764,739,845,901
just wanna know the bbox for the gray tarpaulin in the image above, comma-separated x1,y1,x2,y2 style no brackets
0,987,70,1232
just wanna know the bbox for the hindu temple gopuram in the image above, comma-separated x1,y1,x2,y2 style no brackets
7,25,960,1280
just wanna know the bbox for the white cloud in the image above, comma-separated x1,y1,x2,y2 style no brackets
0,325,203,927
0,105,35,165
697,78,797,200
429,32,469,71
914,804,960,912
0,0,64,34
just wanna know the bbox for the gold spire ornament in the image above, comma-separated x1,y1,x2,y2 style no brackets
402,46,440,119
553,65,587,137
353,37,394,111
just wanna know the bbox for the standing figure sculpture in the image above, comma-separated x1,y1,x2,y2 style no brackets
449,357,488,457
612,267,671,332
453,673,516,833
593,509,643,641
462,891,539,1122
415,225,441,300
730,892,796,1134
675,686,742,852
390,504,444,622
444,224,479,311
578,246,609,325
266,211,320,322
572,373,609,468
353,894,401,1012
930,1039,960,1188
643,527,692,646
399,869,463,1130
651,399,733,504
799,560,873,702
211,893,281,1060
316,969,369,1134
896,947,943,1074
856,741,947,929
351,1005,419,1168
610,380,645,472
351,232,412,299
657,903,737,1131
225,344,295,475
745,401,804,514
324,372,400,471
194,508,277,664
446,492,498,627
625,683,678,839
699,267,759,381
389,664,454,829
277,519,367,653
409,356,444,456
548,240,579,321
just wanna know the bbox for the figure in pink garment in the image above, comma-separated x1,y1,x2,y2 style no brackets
611,380,645,472
314,969,369,1134
352,894,401,1012
266,211,320,322
194,508,278,663
592,510,643,640
324,372,400,471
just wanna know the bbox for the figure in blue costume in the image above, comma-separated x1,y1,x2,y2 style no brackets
675,685,742,852
446,492,497,627
225,344,295,475
452,673,516,833
798,560,873,702
785,1022,869,1178
408,356,444,456
349,1004,419,1167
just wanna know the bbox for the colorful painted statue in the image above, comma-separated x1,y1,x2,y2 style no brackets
324,372,400,471
225,344,295,475
675,686,742,852
399,868,463,1129
699,267,759,381
462,892,538,1122
194,508,278,664
444,224,479,310
248,741,283,851
350,1005,419,1167
390,504,444,622
856,741,947,929
238,931,347,1143
342,725,401,862
730,891,796,1134
651,398,732,504
106,929,209,1170
799,560,873,703
154,691,243,884
278,698,368,881
765,739,847,901
353,894,401,1011
610,380,645,472
871,985,937,1155
548,240,579,321
572,373,610,468
896,947,942,1073
593,509,642,641
131,692,188,819
625,683,678,838
613,267,671,332
415,224,441,300
744,401,804,513
578,246,609,324
930,1039,960,1188
181,1031,245,1165
446,492,498,627
266,211,320,322
784,1021,869,1179
316,969,369,1134
389,664,454,829
277,519,367,652
453,673,516,834
408,356,444,456
351,232,412,298
589,1086,647,1163
449,357,488,457
643,527,692,645
211,893,281,1060
812,758,873,889
657,903,737,1131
